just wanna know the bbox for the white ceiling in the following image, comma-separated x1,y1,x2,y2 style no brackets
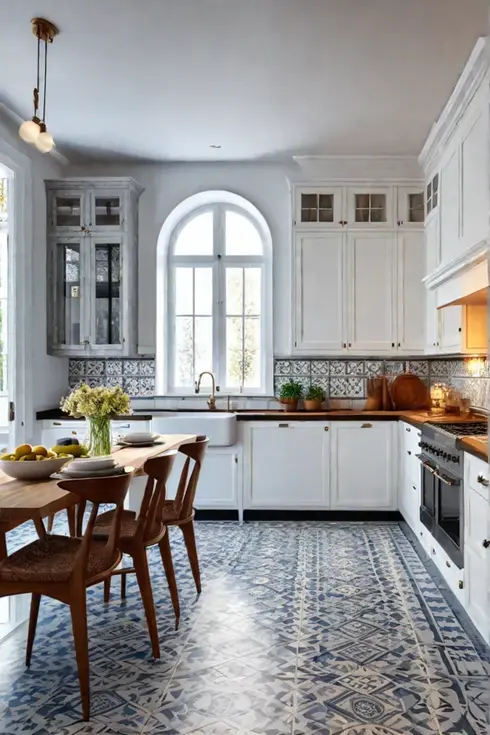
0,0,487,162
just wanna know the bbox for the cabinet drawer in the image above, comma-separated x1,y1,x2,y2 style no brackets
402,422,422,455
465,453,489,501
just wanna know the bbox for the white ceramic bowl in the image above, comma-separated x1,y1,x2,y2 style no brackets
121,432,156,444
0,456,73,481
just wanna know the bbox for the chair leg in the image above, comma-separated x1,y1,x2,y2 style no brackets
47,515,55,533
104,577,111,603
158,530,180,629
26,593,41,667
69,589,90,721
133,548,160,659
121,570,127,601
181,521,201,594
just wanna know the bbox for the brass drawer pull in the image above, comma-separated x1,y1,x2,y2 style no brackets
278,423,289,428
361,423,372,429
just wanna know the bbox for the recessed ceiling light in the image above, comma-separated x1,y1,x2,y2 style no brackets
210,144,221,149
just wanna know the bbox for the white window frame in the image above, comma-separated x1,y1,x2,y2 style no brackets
157,192,273,396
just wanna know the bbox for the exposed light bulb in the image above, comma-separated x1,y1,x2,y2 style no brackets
35,131,55,153
19,119,41,143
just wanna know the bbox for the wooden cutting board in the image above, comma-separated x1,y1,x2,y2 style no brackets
390,373,431,410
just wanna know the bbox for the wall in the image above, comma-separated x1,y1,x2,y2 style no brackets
67,161,293,354
0,111,69,439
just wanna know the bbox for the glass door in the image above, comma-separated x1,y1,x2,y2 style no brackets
50,190,88,231
90,238,123,350
52,238,89,351
89,191,124,231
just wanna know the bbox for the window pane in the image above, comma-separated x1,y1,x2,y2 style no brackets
174,316,194,387
195,316,213,378
226,268,243,315
175,268,193,315
226,316,243,388
244,317,261,388
0,179,7,224
245,268,261,315
195,268,213,315
174,212,213,255
225,211,262,255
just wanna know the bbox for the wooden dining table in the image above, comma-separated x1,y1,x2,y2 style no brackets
0,433,197,561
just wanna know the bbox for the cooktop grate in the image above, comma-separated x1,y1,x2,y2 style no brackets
426,421,488,437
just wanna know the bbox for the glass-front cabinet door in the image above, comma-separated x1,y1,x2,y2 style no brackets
50,238,89,352
346,187,393,228
48,190,89,231
295,187,343,227
90,238,123,351
89,191,125,231
396,187,425,228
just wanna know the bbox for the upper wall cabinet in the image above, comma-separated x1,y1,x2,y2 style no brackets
346,186,393,229
420,38,489,275
396,186,425,228
294,185,399,229
295,186,343,227
46,178,144,358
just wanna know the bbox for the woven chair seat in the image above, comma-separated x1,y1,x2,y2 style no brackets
94,509,162,542
0,535,118,583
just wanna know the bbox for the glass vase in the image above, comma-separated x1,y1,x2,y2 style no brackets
86,416,112,456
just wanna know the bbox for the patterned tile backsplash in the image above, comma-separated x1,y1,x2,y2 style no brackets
69,358,155,396
274,357,490,409
69,356,490,409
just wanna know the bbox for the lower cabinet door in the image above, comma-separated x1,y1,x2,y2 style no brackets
166,448,239,509
465,545,489,642
331,422,396,509
244,422,330,508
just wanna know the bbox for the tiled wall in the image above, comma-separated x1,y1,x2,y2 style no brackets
274,357,490,409
69,358,155,396
69,356,490,409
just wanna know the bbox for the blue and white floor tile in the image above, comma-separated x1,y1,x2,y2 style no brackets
1,520,490,734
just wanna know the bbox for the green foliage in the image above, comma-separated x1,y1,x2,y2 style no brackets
305,384,325,401
279,380,303,400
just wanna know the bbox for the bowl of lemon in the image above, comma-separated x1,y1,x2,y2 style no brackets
0,444,75,481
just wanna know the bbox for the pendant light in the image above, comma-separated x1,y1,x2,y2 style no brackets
19,18,58,153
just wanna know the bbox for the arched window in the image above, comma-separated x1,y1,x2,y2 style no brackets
158,194,272,395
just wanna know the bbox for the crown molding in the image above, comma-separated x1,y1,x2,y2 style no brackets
418,37,489,174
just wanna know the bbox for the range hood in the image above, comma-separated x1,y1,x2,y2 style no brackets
442,287,487,308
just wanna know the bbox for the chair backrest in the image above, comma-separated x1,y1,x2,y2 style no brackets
138,451,178,542
57,471,133,580
174,436,209,520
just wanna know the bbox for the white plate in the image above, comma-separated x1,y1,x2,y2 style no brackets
60,465,124,478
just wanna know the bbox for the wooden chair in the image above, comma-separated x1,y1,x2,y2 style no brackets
95,451,180,658
161,436,208,594
0,472,132,722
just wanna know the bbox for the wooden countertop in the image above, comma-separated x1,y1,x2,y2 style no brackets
235,409,487,427
458,436,488,462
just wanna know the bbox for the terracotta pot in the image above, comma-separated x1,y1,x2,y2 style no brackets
280,398,299,412
304,399,323,412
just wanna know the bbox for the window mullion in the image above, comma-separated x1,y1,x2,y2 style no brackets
214,206,224,390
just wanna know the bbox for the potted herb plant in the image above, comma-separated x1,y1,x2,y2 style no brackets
279,380,303,412
304,384,326,412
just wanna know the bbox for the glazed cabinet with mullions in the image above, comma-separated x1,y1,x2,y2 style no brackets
46,178,144,357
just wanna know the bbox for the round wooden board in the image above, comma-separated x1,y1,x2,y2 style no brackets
390,373,430,410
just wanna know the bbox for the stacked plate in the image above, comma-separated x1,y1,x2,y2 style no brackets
59,456,125,478
119,432,160,447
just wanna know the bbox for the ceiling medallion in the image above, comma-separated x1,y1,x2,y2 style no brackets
18,17,59,153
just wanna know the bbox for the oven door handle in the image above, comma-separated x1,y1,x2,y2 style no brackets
432,470,459,487
417,456,436,474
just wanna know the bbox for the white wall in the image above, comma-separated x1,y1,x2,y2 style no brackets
67,162,293,355
0,111,69,438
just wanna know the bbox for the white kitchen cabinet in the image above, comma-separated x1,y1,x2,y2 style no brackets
46,178,143,357
460,93,489,252
438,305,462,352
464,467,490,643
396,232,425,352
165,447,240,512
330,422,396,510
347,232,396,352
439,147,461,265
293,232,345,353
396,186,425,228
294,187,343,227
243,422,330,509
424,213,441,353
398,422,422,531
346,187,393,229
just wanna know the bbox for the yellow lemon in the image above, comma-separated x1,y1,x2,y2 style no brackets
0,453,11,461
15,444,32,460
32,445,47,457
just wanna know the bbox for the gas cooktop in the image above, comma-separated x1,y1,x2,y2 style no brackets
426,421,487,437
